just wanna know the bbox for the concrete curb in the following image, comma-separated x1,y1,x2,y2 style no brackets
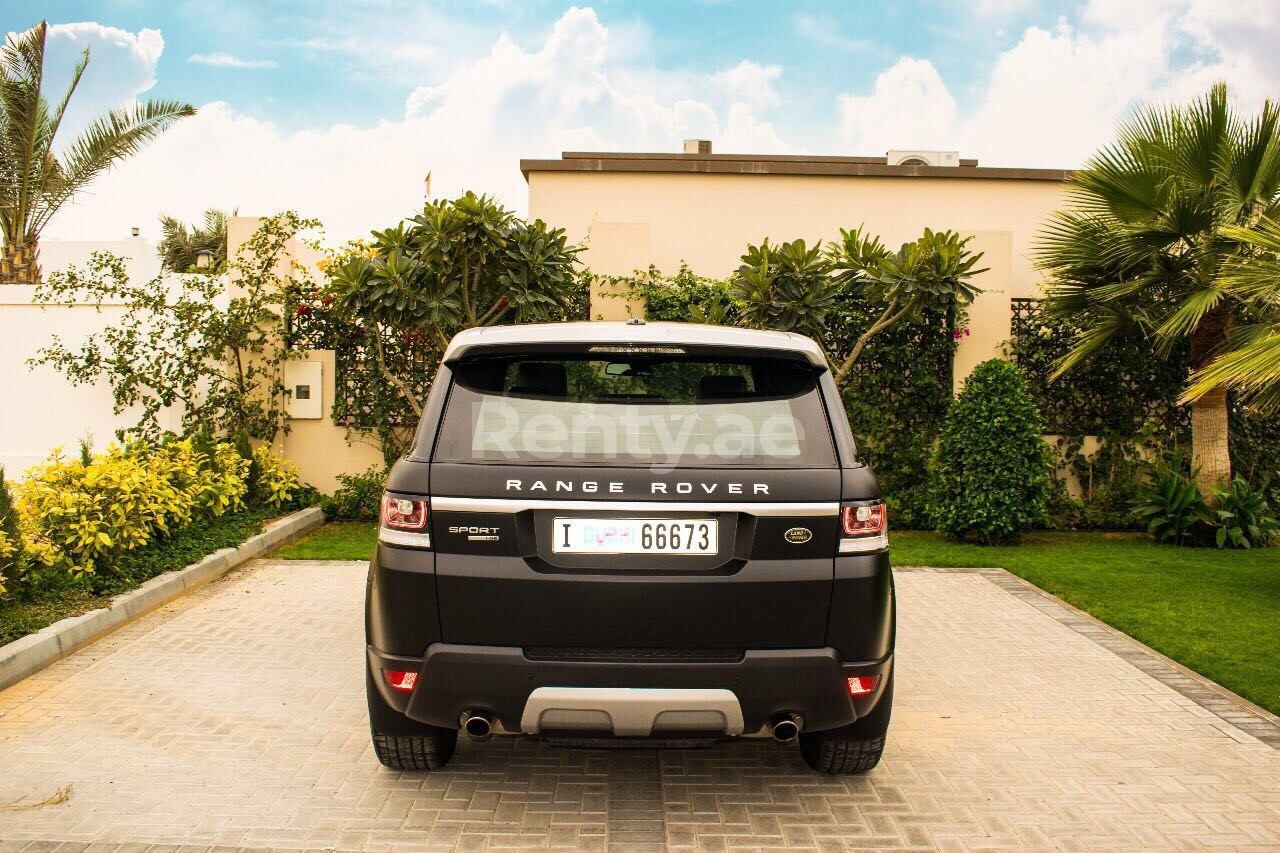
0,506,324,692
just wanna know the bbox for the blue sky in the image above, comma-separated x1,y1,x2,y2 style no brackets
8,1,1279,241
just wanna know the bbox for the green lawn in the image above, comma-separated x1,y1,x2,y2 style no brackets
893,530,1280,715
276,521,377,559
273,522,1280,715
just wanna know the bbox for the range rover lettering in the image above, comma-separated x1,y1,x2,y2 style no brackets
365,321,895,773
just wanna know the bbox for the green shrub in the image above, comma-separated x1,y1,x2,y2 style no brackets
0,467,27,598
1131,453,1211,546
322,466,387,521
930,359,1050,544
1210,476,1279,549
1048,432,1156,530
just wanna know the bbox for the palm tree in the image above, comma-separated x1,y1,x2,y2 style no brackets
1182,216,1280,414
158,207,234,273
1037,84,1280,497
0,21,195,283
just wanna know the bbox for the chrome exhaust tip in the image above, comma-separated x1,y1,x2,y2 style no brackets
770,714,803,743
461,711,493,741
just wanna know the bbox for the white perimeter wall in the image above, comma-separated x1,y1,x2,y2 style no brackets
0,238,185,478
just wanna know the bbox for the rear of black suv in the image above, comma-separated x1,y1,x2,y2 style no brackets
366,322,894,774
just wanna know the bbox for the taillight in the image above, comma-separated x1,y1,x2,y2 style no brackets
847,675,880,696
383,494,427,529
378,493,431,548
383,669,418,693
839,501,887,553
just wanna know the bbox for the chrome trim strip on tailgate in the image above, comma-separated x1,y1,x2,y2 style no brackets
430,497,839,516
520,686,745,736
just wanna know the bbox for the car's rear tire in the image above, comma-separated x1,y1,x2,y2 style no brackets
371,729,457,771
366,668,457,771
799,670,893,774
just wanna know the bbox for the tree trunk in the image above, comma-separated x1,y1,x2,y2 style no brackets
1190,385,1230,496
1188,305,1232,498
0,238,41,284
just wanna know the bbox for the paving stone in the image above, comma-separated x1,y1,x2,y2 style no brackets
0,561,1278,850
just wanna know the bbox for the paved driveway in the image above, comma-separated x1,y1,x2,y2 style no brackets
1,559,1278,851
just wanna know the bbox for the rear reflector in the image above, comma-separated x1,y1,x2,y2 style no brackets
847,675,880,696
383,670,418,693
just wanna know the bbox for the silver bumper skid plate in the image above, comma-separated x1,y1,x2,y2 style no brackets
519,687,745,737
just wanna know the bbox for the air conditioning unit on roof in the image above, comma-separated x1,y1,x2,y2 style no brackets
886,150,959,167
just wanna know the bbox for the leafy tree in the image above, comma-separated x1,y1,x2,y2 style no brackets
327,192,584,417
728,228,984,384
0,21,194,283
931,359,1050,544
158,208,234,273
1037,84,1280,496
830,227,985,384
731,238,840,342
30,213,317,443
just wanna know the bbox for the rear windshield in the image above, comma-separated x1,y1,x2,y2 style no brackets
432,355,836,468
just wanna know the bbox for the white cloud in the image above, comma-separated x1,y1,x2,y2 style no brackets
957,20,1169,166
838,57,958,153
38,22,163,139
187,52,278,69
709,60,782,111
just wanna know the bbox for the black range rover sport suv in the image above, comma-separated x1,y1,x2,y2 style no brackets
366,321,895,774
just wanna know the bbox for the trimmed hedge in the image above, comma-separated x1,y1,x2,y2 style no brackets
931,359,1050,544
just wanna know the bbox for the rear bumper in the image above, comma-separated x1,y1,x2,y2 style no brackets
368,643,892,735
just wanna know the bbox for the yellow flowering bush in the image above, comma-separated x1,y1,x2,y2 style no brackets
0,440,303,600
14,440,257,581
252,445,301,508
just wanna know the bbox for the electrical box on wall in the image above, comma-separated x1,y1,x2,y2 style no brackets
284,361,322,419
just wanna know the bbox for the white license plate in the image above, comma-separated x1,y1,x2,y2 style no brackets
551,518,718,555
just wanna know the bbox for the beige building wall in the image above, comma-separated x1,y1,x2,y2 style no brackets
274,348,385,492
527,169,1068,388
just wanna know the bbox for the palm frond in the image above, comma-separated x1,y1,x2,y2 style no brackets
42,46,88,150
33,98,195,233
1166,82,1234,192
0,21,54,242
1221,97,1280,223
1153,287,1225,341
1036,83,1280,394
1220,219,1280,302
1183,329,1280,412
1,21,193,263
1051,312,1129,379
